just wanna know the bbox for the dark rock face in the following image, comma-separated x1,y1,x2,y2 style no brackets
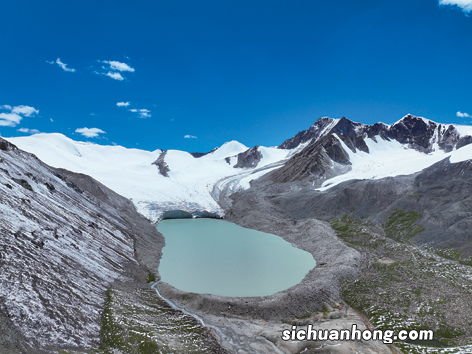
280,114,471,155
0,138,17,151
234,146,263,168
190,148,217,158
329,117,369,153
191,152,208,158
457,136,472,149
153,150,170,177
387,115,436,151
323,134,352,163
278,117,336,149
12,178,33,191
383,115,463,153
267,135,350,184
279,117,372,152
365,122,390,140
437,125,461,152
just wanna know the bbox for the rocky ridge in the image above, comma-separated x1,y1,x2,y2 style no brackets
266,114,472,185
0,138,221,353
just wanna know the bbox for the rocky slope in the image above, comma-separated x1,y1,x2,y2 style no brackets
263,158,472,256
216,116,472,351
0,138,221,353
226,157,472,351
254,115,472,256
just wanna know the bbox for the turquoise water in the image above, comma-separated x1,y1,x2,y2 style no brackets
157,218,316,297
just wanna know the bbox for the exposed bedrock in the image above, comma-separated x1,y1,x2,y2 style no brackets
153,150,170,177
268,134,351,184
234,146,263,168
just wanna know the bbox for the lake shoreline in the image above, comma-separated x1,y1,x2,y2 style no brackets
151,198,396,353
157,218,316,297
157,214,360,321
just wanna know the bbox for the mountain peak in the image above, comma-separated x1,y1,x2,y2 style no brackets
208,140,248,159
218,140,248,151
279,117,341,149
393,114,437,127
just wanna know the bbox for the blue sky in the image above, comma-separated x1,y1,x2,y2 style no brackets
1,0,471,151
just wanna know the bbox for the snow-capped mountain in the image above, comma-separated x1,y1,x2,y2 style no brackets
8,134,296,221
267,114,472,189
4,115,472,352
8,114,472,222
279,114,472,153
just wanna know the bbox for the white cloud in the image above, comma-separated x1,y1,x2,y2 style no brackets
184,134,198,139
0,113,22,127
457,111,472,118
103,60,135,72
11,105,39,117
75,127,106,138
48,58,76,72
0,104,39,127
105,71,124,81
98,60,135,81
439,0,472,12
129,108,151,118
116,101,130,107
18,128,40,134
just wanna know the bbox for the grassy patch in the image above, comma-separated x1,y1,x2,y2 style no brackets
384,210,424,242
342,273,463,348
98,285,222,353
331,214,470,351
331,215,384,249
99,288,125,350
435,248,472,267
146,272,156,283
99,288,162,353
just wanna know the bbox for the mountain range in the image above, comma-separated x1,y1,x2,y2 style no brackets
2,113,472,353
8,114,472,225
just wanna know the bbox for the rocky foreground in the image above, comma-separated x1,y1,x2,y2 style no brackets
0,138,221,353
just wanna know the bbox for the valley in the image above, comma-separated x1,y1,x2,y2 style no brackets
2,114,472,353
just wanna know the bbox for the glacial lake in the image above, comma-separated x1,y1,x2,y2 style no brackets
157,218,316,297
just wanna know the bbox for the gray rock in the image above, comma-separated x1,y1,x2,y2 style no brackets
234,146,263,168
153,150,170,177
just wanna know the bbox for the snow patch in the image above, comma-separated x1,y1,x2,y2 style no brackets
318,135,450,190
